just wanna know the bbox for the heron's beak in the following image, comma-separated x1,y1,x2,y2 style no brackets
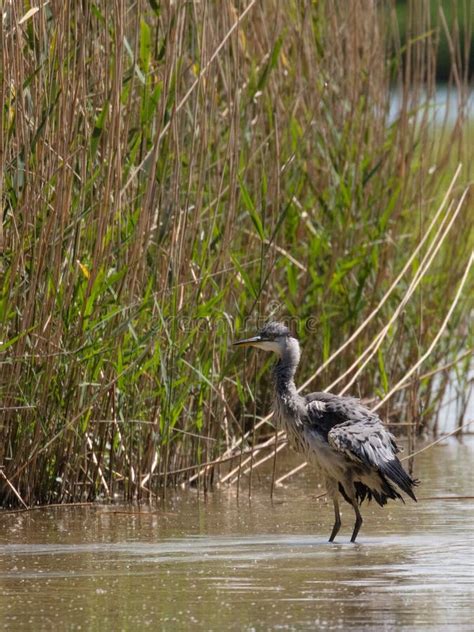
232,335,262,347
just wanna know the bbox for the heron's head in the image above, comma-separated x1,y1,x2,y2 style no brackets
233,321,299,358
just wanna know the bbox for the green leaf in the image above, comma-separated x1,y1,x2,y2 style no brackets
0,327,34,353
141,81,163,125
147,0,160,15
322,319,331,362
90,102,109,158
139,18,152,75
256,36,283,94
231,254,257,299
239,177,264,240
377,348,389,393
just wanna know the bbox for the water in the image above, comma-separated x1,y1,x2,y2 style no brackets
389,85,473,124
1,440,473,631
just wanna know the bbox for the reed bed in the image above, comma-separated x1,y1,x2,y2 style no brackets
0,0,472,507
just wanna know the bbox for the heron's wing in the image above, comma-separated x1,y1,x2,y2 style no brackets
304,393,369,441
328,419,417,500
305,391,368,420
305,392,401,453
328,419,396,469
305,392,370,429
305,397,341,436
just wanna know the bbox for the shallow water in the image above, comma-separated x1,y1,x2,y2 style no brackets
1,440,473,631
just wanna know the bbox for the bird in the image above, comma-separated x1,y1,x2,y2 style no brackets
233,321,418,543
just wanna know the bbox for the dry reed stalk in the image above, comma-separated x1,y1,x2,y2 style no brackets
375,249,474,410
0,469,28,509
400,418,474,462
337,189,470,395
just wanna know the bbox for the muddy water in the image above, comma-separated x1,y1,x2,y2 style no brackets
1,440,473,631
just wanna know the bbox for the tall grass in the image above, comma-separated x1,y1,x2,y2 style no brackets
0,0,472,506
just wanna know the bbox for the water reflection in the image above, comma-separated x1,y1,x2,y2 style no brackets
0,440,473,630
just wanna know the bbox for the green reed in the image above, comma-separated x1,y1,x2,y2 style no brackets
0,1,472,506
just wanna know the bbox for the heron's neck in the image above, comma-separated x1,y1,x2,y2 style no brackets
273,339,301,399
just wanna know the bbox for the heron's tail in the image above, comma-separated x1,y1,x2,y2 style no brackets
339,480,400,507
380,457,418,502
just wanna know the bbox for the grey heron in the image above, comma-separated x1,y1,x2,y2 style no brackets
233,321,418,543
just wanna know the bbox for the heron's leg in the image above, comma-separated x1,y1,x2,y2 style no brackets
350,500,363,543
328,497,341,543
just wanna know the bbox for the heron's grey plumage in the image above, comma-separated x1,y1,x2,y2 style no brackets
233,321,418,543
